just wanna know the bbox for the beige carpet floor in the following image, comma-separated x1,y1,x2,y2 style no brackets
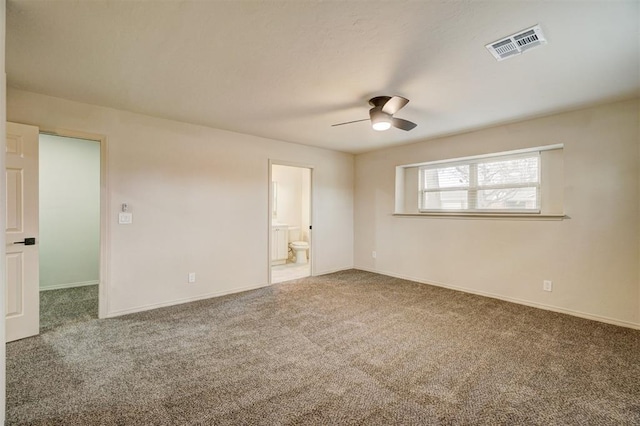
6,270,640,425
39,285,99,332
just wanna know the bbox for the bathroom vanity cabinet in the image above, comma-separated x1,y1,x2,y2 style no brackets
271,224,289,265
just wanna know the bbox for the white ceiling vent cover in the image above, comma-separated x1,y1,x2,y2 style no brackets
486,25,547,61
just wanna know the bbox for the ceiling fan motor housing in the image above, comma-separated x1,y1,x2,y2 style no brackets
369,96,392,108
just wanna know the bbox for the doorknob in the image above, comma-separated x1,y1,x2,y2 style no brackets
14,237,36,246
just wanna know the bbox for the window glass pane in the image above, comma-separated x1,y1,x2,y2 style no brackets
422,190,468,210
477,187,538,210
477,156,539,186
424,165,469,189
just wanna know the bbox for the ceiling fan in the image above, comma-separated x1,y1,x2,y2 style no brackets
332,96,417,132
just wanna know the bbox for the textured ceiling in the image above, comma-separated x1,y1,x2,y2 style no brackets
6,1,639,154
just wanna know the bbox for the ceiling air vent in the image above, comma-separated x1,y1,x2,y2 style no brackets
486,24,546,61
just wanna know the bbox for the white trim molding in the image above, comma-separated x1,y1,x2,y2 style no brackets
398,143,564,168
356,267,640,331
40,280,99,291
105,282,271,318
393,213,567,220
106,266,356,318
38,127,109,319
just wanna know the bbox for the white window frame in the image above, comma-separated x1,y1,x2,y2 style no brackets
418,151,541,214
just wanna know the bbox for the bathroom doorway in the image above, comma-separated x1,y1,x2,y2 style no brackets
269,163,312,284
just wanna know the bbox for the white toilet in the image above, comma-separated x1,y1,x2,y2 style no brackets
288,227,309,264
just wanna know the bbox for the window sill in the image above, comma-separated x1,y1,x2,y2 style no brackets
393,213,567,221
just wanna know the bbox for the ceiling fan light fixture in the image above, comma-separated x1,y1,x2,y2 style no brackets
371,109,392,131
331,96,416,132
372,120,392,131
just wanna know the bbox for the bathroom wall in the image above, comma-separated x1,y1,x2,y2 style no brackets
39,134,100,290
8,88,354,317
272,165,311,242
301,169,310,242
272,165,302,234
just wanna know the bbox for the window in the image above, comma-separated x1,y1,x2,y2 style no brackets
419,152,540,213
394,144,563,218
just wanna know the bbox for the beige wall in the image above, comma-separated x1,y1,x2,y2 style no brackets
8,88,354,316
355,99,640,328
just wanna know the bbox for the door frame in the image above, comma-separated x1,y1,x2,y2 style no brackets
39,127,110,319
268,160,314,285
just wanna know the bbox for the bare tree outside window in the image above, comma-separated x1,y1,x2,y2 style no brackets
420,154,540,212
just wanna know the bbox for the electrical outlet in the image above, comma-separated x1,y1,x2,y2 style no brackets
543,280,552,292
372,251,377,259
188,272,196,283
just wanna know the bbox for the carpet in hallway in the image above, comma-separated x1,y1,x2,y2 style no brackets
39,284,99,332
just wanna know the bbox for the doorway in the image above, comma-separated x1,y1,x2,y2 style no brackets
270,163,312,284
38,133,101,331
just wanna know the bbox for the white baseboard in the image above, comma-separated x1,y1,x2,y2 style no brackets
107,266,357,318
105,282,271,318
40,280,99,291
355,266,640,330
313,266,354,276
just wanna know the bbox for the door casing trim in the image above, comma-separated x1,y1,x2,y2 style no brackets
39,127,109,319
268,160,314,285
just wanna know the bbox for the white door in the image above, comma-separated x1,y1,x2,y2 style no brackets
5,122,40,342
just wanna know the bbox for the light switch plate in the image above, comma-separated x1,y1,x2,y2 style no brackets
118,212,133,224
